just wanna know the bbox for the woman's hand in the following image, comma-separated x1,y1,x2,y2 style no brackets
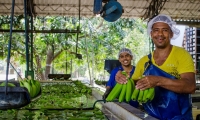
115,71,128,84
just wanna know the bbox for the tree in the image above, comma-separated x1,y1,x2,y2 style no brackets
0,15,150,81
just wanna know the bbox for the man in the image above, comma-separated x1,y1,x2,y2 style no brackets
116,14,196,120
103,48,139,108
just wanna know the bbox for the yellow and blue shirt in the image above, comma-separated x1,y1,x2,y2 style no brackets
132,45,195,80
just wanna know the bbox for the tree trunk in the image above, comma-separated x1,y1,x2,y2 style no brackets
44,47,53,80
35,54,45,80
44,46,63,80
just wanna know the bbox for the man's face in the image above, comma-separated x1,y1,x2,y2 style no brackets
150,22,173,49
119,52,132,66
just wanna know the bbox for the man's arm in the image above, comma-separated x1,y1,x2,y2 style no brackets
102,68,118,100
102,86,112,100
136,72,196,94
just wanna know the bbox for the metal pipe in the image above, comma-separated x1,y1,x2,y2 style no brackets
30,14,34,78
5,0,15,94
0,29,80,33
24,0,30,77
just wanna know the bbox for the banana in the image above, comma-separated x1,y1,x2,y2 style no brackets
142,89,149,103
130,79,135,90
0,82,16,87
119,84,127,102
125,79,132,102
149,90,155,101
137,90,144,103
106,83,123,101
146,88,155,102
30,80,37,98
131,88,139,101
19,80,24,87
34,80,41,96
20,80,38,98
23,80,32,96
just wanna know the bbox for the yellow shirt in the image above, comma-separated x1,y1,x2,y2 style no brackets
132,46,195,80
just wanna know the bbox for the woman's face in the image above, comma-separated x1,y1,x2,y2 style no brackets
151,22,173,49
119,52,132,67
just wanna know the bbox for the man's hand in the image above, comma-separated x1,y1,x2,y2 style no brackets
115,71,128,84
136,75,159,90
136,73,196,93
102,88,112,101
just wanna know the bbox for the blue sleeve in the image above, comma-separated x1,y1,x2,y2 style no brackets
106,67,119,88
130,66,135,76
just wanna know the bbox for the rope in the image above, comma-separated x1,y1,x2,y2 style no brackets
142,0,167,21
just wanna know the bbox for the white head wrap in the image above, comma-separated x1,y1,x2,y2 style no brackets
147,14,180,40
118,48,133,58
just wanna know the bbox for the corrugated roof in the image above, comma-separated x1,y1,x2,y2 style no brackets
0,0,200,26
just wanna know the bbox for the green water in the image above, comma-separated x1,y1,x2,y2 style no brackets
0,81,107,120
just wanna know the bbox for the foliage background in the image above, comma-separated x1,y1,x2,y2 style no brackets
0,15,151,82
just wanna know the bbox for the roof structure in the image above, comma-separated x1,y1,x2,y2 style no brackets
0,0,200,26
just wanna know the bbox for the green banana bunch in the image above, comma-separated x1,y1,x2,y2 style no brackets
131,75,155,103
106,71,127,102
131,88,155,103
19,79,41,98
106,71,135,102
